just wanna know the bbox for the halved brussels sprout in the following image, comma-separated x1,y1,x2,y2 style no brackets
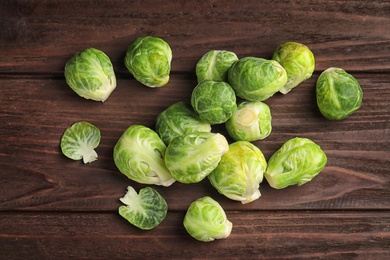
124,36,172,88
191,80,237,125
208,141,267,204
119,186,168,230
265,137,327,189
60,121,100,164
316,67,363,120
228,57,287,101
64,48,117,102
272,42,315,94
225,101,272,142
113,125,175,187
155,101,211,146
165,132,229,184
183,196,232,242
195,50,238,83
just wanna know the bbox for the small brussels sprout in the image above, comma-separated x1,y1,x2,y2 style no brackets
183,196,232,242
119,186,168,230
64,48,117,102
195,50,239,83
228,57,287,101
265,137,327,189
165,132,229,184
113,125,175,187
225,101,272,142
155,101,211,146
208,141,267,204
124,36,172,88
272,42,315,94
316,67,363,120
191,80,237,125
60,121,100,164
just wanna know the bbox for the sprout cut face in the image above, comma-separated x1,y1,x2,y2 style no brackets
64,48,117,102
191,80,237,125
265,137,327,189
208,141,267,204
228,57,287,101
113,125,175,187
155,101,211,146
119,186,168,230
60,121,101,164
165,132,229,184
183,196,232,242
225,101,272,142
195,50,238,83
124,36,172,88
316,67,363,120
272,42,315,94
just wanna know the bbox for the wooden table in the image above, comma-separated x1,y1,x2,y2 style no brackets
1,1,389,259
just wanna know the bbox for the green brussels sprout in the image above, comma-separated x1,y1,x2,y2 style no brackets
228,57,287,101
155,101,211,146
119,186,168,230
60,121,101,164
165,132,229,184
195,50,239,83
183,196,232,242
124,36,172,88
225,101,272,142
265,137,327,189
64,48,117,102
316,67,363,120
208,141,267,204
191,80,237,125
272,42,315,94
113,125,175,187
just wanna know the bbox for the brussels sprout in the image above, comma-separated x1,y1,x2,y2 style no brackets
60,121,100,164
165,132,229,184
183,196,232,242
208,141,267,204
228,57,287,101
124,36,172,88
195,50,239,83
119,186,168,230
155,101,211,146
316,67,363,120
272,42,315,94
64,48,117,102
113,125,175,187
265,137,327,189
225,101,272,142
191,80,237,125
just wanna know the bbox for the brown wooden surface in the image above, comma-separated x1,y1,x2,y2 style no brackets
1,0,389,259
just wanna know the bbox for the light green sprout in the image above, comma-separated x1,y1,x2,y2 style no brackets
64,48,117,102
272,42,315,94
155,101,211,146
265,137,327,189
225,101,272,142
227,57,287,101
60,121,101,164
119,186,168,230
113,125,175,187
183,196,232,242
165,132,229,184
124,36,172,88
316,67,363,120
195,50,238,83
208,141,267,204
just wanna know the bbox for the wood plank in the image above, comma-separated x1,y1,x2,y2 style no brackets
1,74,389,211
1,211,389,259
0,0,389,74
